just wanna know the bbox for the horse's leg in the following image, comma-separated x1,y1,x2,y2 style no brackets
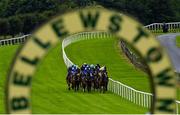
93,81,95,91
93,81,96,91
83,84,85,92
87,83,90,92
76,81,79,91
103,85,105,93
90,82,92,92
78,81,80,91
76,81,78,92
99,81,101,93
98,82,100,89
99,85,101,93
89,82,91,92
87,82,89,92
105,82,108,91
68,83,70,90
75,81,78,92
96,81,98,90
95,82,97,91
83,85,85,92
72,82,74,90
74,82,76,92
75,83,77,92
88,85,91,92
84,84,86,92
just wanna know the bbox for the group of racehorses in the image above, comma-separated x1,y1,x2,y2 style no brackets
66,63,109,93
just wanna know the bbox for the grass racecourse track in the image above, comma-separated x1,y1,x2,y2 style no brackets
0,36,179,113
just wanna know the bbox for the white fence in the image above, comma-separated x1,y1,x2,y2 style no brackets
0,22,180,46
108,78,152,108
0,34,30,46
62,31,112,68
62,31,180,114
145,22,180,33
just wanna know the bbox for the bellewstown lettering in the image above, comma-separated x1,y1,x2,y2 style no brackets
13,71,31,86
157,99,174,113
156,68,174,87
52,18,69,37
146,47,162,63
79,11,100,29
11,97,29,111
108,14,122,33
132,26,149,43
7,35,53,113
33,37,51,49
6,7,176,114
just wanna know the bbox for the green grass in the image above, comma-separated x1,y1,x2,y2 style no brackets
176,35,180,47
0,42,148,113
0,36,179,113
65,38,151,92
65,37,180,105
0,45,20,113
32,42,148,113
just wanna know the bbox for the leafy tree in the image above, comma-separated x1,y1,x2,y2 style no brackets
0,19,9,38
3,0,20,17
94,0,179,24
8,16,23,37
36,13,49,25
21,14,38,34
0,0,179,37
0,0,9,17
148,0,176,23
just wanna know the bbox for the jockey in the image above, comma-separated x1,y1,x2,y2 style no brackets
86,64,91,74
103,66,107,73
90,64,95,79
81,64,88,78
76,68,81,78
71,64,78,75
75,65,78,70
81,63,87,71
67,65,75,78
84,65,89,75
95,64,100,71
100,66,108,79
68,66,72,73
90,64,95,73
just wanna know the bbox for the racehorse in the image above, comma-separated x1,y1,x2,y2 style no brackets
86,73,92,92
66,72,72,90
93,69,99,90
104,72,109,91
72,69,80,91
80,72,87,92
72,69,81,92
98,67,108,93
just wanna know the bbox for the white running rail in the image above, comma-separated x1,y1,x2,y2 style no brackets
0,34,30,46
62,31,112,68
0,22,180,46
108,78,152,108
144,22,180,33
62,31,180,114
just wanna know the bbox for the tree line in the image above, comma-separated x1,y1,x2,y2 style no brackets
0,0,94,39
0,0,179,39
0,11,55,38
95,0,180,25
